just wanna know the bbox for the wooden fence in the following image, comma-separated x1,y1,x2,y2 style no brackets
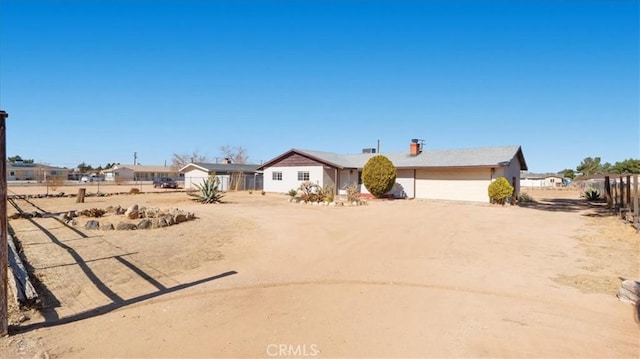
602,174,639,233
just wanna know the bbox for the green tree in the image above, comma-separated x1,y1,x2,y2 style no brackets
77,162,93,173
558,168,576,179
362,155,397,198
612,158,640,174
576,157,603,176
8,155,34,163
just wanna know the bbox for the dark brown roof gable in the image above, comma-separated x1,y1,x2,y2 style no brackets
257,149,345,170
514,146,528,171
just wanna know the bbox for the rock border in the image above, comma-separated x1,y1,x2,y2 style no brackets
58,204,197,231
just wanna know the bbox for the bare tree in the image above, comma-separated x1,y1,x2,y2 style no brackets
219,145,248,164
172,150,209,170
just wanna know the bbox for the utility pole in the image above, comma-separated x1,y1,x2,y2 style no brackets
0,110,9,336
133,152,137,166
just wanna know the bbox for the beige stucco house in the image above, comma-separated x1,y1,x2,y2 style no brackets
102,164,181,182
7,162,68,182
520,173,564,188
258,141,528,203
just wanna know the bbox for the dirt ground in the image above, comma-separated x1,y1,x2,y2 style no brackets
1,185,639,358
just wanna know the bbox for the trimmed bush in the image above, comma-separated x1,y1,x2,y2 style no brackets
362,155,397,198
488,177,514,205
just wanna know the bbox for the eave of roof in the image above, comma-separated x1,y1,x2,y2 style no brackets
180,162,261,173
260,145,527,171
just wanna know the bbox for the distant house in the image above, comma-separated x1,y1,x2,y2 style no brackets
7,162,68,182
520,173,564,188
102,164,182,182
179,162,262,191
258,141,528,203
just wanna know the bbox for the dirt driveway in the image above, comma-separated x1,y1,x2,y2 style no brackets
1,188,638,358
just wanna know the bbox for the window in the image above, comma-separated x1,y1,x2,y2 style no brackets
297,171,310,181
9,171,14,176
272,171,282,181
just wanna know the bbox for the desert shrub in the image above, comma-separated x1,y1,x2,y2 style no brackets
488,177,514,205
115,176,126,185
344,182,360,203
584,187,601,201
517,192,536,203
190,175,224,204
48,176,64,191
298,181,323,202
261,190,266,196
79,208,106,218
322,184,335,202
362,155,397,198
288,189,297,198
130,188,140,194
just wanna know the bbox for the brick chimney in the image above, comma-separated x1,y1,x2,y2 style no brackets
410,139,422,156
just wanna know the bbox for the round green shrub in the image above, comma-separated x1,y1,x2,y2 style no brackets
362,155,397,198
488,177,514,204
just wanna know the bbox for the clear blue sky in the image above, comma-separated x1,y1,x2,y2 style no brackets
1,1,638,172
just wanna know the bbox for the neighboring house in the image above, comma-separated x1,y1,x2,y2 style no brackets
179,162,262,191
520,173,564,188
103,164,182,182
258,141,528,203
7,162,68,182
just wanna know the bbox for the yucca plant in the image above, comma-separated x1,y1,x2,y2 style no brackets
190,175,224,204
584,187,601,201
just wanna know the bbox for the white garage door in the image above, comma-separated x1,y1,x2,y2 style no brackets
415,168,491,202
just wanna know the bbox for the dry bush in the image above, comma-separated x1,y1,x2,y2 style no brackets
130,188,140,194
48,176,65,191
79,208,106,218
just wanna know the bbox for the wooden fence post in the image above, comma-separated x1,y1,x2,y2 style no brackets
0,110,8,336
634,175,639,232
76,188,86,203
604,176,612,208
626,175,631,211
620,177,625,216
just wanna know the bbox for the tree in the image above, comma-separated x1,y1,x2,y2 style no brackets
558,168,576,179
612,158,640,174
172,150,209,170
362,155,397,198
77,162,93,173
576,157,603,176
8,155,34,163
219,145,248,164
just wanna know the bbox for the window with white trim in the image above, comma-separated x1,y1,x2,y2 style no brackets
272,171,283,181
297,171,310,181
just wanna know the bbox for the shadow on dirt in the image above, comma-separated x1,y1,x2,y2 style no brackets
519,198,613,217
12,270,238,333
7,197,239,335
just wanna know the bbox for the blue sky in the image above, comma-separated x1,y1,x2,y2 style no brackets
0,1,638,172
